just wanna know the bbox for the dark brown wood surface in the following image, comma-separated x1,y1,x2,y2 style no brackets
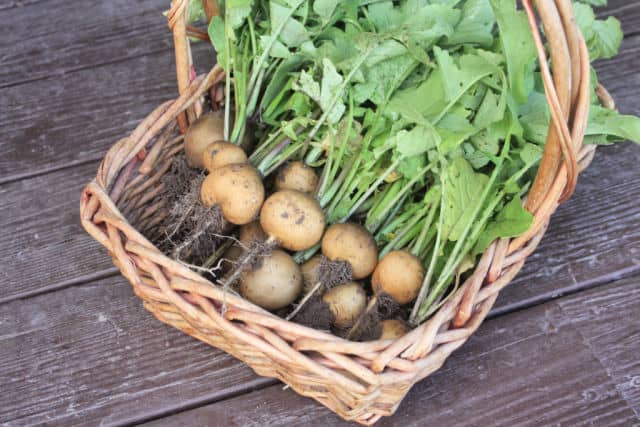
1,1,639,426
0,0,214,185
0,275,269,426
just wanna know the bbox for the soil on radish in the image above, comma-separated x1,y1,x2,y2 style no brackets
318,256,353,289
348,294,402,341
292,295,335,330
219,237,278,288
291,257,352,328
158,155,226,265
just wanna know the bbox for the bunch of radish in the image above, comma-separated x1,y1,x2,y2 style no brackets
170,111,430,340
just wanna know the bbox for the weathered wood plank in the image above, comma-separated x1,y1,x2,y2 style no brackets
594,42,640,101
0,0,47,12
0,147,636,421
557,277,640,416
0,162,115,303
0,47,211,185
1,0,173,87
0,10,214,185
0,1,637,426
143,276,640,427
496,142,640,312
3,273,637,427
0,275,272,426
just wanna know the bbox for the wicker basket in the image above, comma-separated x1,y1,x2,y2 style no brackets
80,0,615,424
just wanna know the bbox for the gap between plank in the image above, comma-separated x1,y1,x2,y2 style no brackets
0,157,104,187
0,47,174,90
487,263,640,318
117,377,277,427
0,267,119,305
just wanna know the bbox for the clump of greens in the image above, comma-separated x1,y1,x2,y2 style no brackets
189,0,640,326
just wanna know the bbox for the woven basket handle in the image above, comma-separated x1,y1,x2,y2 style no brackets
165,0,589,217
168,0,219,133
523,0,588,212
497,0,590,254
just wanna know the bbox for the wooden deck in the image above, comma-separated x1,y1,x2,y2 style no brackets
1,1,639,425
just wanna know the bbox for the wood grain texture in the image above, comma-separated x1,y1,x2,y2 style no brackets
0,144,637,422
600,0,640,38
0,275,271,426
1,0,173,87
557,277,640,417
143,276,640,427
0,0,47,11
0,47,211,185
496,142,640,311
0,52,175,182
2,274,637,427
0,162,116,303
0,23,214,185
0,0,213,89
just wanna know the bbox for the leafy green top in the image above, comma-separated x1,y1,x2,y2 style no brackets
196,0,640,323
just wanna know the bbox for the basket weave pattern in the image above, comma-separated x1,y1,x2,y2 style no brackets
80,0,614,424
